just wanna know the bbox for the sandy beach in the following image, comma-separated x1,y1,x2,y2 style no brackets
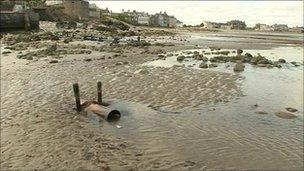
1,22,303,170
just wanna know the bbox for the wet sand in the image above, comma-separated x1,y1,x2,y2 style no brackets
0,38,242,170
1,27,303,170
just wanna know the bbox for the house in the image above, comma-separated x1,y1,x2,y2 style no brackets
289,26,304,33
100,8,110,16
272,24,289,32
89,3,100,19
137,12,150,25
45,0,89,21
226,20,246,30
176,20,183,27
254,23,273,31
150,12,169,27
220,24,232,30
201,21,218,29
168,16,177,28
122,10,150,26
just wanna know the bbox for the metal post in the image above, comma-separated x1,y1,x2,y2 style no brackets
97,81,102,104
73,83,81,111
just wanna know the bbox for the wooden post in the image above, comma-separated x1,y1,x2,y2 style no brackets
73,83,81,111
97,81,102,104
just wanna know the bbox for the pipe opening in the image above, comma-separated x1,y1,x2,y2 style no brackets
107,110,121,122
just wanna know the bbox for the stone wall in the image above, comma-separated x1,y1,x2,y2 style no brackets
62,0,89,21
0,11,39,31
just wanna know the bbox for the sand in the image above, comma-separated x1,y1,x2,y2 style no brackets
1,35,242,170
1,25,302,170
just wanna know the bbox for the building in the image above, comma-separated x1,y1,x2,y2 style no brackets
254,23,273,31
45,0,89,21
226,20,246,30
89,3,100,19
0,0,39,31
100,7,110,16
168,16,177,28
202,20,246,30
0,0,27,11
176,20,183,27
220,24,232,30
272,24,289,32
122,10,150,25
150,12,169,27
289,26,304,33
201,21,221,29
137,12,150,25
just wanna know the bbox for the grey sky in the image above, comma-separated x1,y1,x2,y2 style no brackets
91,1,303,27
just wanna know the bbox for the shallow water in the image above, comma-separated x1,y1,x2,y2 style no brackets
101,46,303,170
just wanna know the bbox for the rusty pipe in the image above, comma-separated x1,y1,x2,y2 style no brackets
81,100,121,121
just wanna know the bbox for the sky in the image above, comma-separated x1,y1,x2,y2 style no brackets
90,1,303,27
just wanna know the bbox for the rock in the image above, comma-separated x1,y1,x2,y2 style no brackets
209,47,221,51
266,64,273,68
233,61,245,72
244,53,253,58
273,61,282,68
183,160,196,167
2,50,11,54
212,55,230,63
255,111,268,115
278,59,286,63
202,56,208,62
49,59,59,64
250,55,267,65
257,59,270,65
209,63,218,68
47,44,57,52
244,53,253,63
237,49,243,55
257,64,267,67
209,57,218,62
26,56,33,60
193,54,204,60
285,107,298,113
177,55,185,62
158,54,165,58
84,58,92,62
199,62,208,68
63,38,72,44
115,61,124,66
135,69,149,74
291,61,300,66
275,111,297,119
219,51,230,55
